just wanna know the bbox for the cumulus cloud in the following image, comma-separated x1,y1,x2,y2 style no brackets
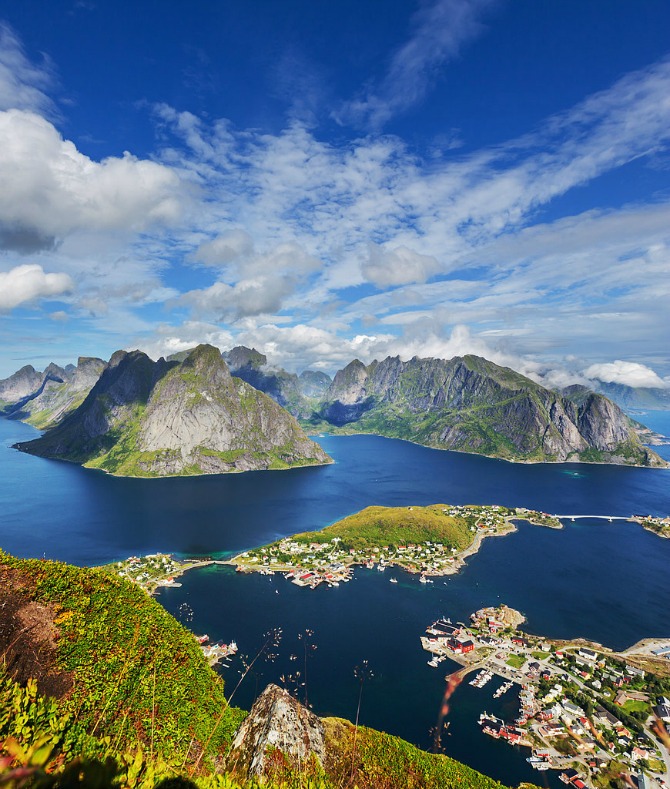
0,264,73,311
133,320,235,362
362,243,441,287
0,109,183,252
179,276,296,320
584,361,668,389
192,229,254,266
336,0,497,129
178,241,323,320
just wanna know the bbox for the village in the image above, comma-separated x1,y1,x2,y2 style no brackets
421,606,670,789
228,505,562,588
106,552,218,593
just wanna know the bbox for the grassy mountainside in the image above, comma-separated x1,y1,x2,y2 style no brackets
323,717,510,789
311,354,664,466
0,551,243,767
290,504,475,552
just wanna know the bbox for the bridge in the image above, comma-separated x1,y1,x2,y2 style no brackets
552,515,631,522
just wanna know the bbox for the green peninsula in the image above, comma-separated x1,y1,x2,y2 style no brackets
229,504,561,585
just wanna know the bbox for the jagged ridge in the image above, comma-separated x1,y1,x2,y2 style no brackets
224,345,332,419
314,354,663,466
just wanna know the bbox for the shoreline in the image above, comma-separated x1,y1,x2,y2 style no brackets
104,508,669,596
310,429,669,469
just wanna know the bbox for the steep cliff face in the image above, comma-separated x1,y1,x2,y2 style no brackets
317,355,664,466
0,365,44,405
14,345,331,477
0,357,106,428
7,357,107,428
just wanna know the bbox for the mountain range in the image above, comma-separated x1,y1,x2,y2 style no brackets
1,344,665,472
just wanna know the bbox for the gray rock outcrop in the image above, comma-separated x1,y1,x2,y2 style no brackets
227,684,326,779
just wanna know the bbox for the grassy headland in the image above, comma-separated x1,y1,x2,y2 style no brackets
228,504,562,584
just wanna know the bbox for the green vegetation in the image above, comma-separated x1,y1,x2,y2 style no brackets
0,551,243,770
322,718,510,789
294,504,475,552
620,698,650,714
0,551,517,789
505,654,526,670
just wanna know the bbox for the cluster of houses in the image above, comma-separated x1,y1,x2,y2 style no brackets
233,504,529,585
111,553,185,592
632,514,670,538
421,607,670,785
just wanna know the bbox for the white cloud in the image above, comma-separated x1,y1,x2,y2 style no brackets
0,109,184,252
362,244,441,287
0,24,54,115
336,0,497,129
179,276,294,320
192,229,254,266
584,361,668,389
0,264,73,311
178,241,323,320
133,320,235,362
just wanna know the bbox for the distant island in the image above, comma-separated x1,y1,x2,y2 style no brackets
13,344,331,477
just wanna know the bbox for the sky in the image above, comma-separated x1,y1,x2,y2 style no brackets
0,0,669,389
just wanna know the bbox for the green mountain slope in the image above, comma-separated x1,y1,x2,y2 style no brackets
0,550,243,775
14,344,331,477
313,355,664,466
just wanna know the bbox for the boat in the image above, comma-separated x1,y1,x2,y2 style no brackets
390,577,398,584
493,680,513,698
428,657,440,667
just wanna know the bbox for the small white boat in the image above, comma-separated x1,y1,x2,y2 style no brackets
390,577,398,584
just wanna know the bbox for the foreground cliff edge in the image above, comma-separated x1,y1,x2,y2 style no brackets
0,550,514,788
12,344,331,477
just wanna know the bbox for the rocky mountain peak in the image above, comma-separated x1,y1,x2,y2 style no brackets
224,345,267,371
227,684,326,780
15,345,331,477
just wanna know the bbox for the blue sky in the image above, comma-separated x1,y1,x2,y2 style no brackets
0,0,669,389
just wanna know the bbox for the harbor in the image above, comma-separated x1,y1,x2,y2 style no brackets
421,606,670,786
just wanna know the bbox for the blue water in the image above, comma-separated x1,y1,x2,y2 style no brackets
1,414,669,787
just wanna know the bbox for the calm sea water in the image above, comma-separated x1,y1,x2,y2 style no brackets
1,415,669,787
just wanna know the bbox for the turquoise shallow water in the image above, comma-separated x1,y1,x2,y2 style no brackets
1,414,669,786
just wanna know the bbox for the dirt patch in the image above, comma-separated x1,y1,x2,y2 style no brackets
0,562,73,698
